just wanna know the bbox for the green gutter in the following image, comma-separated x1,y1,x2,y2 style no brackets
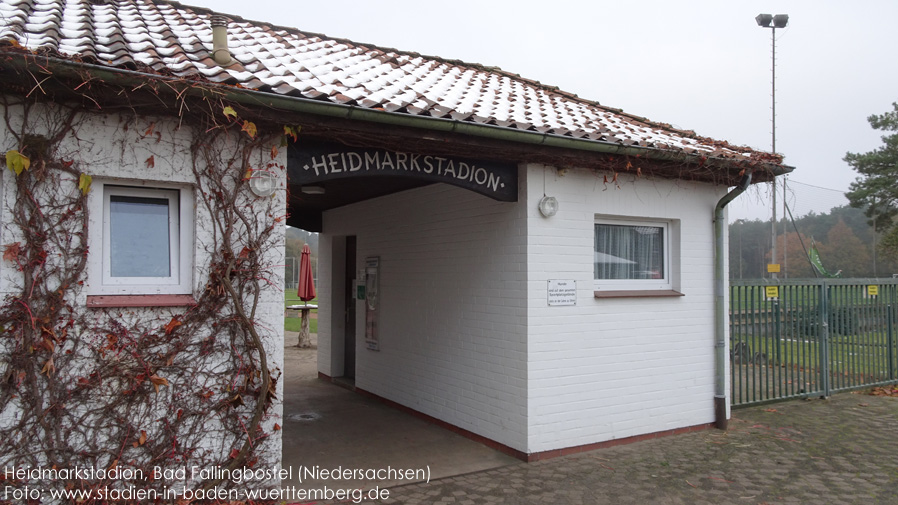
1,51,792,178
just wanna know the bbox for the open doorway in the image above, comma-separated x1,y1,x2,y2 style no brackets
280,229,518,490
342,235,356,381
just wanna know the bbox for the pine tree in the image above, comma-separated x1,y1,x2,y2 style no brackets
845,102,898,260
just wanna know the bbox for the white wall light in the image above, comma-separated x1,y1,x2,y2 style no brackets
248,170,278,197
538,195,558,217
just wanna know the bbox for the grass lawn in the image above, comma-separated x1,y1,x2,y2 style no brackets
284,291,318,333
285,315,318,333
733,332,893,367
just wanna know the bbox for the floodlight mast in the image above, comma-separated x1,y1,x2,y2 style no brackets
756,13,788,279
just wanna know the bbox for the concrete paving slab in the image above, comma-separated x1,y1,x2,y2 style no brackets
338,392,898,504
282,331,898,504
281,332,520,494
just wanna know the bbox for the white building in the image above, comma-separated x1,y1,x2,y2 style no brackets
0,0,789,495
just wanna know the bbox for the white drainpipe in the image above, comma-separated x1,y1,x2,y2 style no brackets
713,172,752,429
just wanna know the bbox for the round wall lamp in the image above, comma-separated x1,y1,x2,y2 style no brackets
248,170,278,198
538,195,558,217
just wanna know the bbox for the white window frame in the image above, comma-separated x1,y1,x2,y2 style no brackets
87,181,194,296
594,216,672,291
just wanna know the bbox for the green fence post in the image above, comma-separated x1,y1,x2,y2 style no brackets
820,283,831,397
889,304,894,381
774,299,781,367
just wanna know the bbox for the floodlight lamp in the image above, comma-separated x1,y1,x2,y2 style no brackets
772,14,789,28
755,13,773,27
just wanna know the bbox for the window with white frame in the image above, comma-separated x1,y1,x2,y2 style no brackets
88,182,194,296
594,217,671,291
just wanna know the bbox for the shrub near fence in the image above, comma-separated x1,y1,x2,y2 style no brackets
730,279,898,406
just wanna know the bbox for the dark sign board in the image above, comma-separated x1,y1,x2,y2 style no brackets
288,141,518,202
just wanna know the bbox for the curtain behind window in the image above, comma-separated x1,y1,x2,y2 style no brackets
594,224,663,280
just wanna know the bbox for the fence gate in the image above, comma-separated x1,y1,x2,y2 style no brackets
730,279,898,407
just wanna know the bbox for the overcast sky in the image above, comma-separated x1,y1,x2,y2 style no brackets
184,0,898,222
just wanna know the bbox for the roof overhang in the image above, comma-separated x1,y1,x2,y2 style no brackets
0,49,794,231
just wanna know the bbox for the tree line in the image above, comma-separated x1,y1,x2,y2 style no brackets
729,205,898,279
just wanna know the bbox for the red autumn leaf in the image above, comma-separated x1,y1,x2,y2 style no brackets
273,423,281,431
146,155,155,168
229,449,240,459
3,242,21,263
163,317,181,335
138,430,147,445
238,246,252,259
270,145,278,160
144,122,155,136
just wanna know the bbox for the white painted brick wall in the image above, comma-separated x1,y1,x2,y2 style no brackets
319,179,530,451
526,163,728,452
317,158,732,456
0,102,286,470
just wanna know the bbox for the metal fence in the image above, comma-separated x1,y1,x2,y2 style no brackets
730,279,898,407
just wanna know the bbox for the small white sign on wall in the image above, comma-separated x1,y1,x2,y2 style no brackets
548,279,577,306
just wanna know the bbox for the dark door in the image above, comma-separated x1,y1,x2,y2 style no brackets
343,236,356,379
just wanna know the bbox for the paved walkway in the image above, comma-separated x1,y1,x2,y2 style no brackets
320,392,898,505
281,333,518,492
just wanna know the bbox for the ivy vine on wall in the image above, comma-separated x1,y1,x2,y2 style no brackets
0,59,289,503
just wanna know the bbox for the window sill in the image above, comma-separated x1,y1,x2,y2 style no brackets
594,290,684,299
87,294,197,308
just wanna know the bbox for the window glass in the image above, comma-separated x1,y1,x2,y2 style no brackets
594,223,664,280
109,195,172,277
88,181,193,297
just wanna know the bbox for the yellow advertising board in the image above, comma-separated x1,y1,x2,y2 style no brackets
767,263,781,273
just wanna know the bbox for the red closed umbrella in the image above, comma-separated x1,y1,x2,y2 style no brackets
295,244,316,348
297,244,316,301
